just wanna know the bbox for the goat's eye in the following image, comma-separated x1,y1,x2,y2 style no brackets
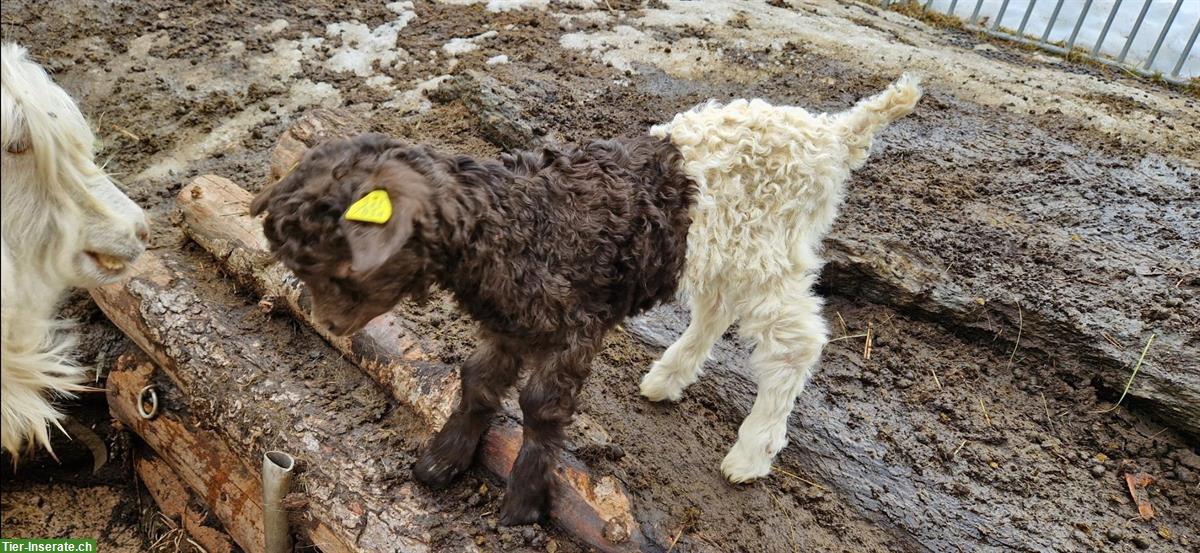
5,137,30,155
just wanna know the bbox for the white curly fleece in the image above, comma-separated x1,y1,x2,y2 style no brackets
642,74,923,483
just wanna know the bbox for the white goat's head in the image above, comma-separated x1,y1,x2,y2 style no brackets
1,43,147,289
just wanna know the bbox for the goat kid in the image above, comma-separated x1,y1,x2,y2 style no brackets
1,43,148,458
640,74,923,482
252,133,693,525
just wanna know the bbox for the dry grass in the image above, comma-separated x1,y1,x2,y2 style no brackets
144,512,206,553
886,0,964,29
1006,301,1022,367
772,466,831,492
1094,334,1157,413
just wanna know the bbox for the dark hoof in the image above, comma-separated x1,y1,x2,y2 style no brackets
413,450,469,490
498,493,548,526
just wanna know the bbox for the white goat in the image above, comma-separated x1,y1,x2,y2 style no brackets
640,75,922,482
1,43,148,458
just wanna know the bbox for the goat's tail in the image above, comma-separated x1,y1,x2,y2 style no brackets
837,73,923,169
0,329,92,461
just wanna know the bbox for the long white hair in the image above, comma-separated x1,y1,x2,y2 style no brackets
1,43,148,458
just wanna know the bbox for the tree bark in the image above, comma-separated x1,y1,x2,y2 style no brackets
179,173,654,553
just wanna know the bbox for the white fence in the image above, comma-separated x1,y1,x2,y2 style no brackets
880,0,1199,84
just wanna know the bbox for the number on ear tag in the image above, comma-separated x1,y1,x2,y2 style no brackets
345,190,392,224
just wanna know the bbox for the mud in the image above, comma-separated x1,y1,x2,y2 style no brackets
1,1,1197,552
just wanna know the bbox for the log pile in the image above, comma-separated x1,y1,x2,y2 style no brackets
95,254,431,552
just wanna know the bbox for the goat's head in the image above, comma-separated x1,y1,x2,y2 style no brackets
1,44,148,289
252,133,437,336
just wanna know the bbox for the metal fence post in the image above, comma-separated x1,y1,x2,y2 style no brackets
1065,0,1096,52
1173,16,1200,78
1017,0,1040,35
1144,0,1185,71
1039,0,1068,45
1117,0,1155,63
1091,0,1125,57
992,0,1014,31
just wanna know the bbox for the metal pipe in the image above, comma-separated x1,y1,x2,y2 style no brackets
1092,0,1125,57
263,451,295,553
992,0,1013,31
969,0,985,24
1173,16,1199,77
1144,0,1184,70
1018,0,1039,35
1040,0,1067,45
1066,0,1095,52
949,0,960,17
1118,0,1155,63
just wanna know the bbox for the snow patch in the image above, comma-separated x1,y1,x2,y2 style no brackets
251,39,306,80
383,74,453,112
255,19,290,36
435,0,596,12
366,74,396,88
486,0,549,12
443,30,499,56
322,1,418,76
560,24,723,77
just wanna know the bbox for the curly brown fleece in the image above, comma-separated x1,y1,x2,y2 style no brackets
251,132,696,525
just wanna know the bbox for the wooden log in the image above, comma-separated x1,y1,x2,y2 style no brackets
109,355,263,552
92,253,462,553
268,108,359,186
179,155,653,549
133,442,238,553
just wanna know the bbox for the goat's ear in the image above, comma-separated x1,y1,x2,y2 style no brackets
342,199,417,274
249,185,274,216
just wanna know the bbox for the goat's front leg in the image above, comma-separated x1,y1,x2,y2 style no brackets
414,336,520,489
499,338,598,526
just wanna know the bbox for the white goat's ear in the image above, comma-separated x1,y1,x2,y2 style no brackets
342,199,417,274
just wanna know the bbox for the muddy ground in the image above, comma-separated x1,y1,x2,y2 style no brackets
1,1,1197,552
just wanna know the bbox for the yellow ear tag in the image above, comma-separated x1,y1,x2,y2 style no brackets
344,190,392,224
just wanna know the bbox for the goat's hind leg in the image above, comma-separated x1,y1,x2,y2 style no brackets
722,282,827,483
500,336,599,526
414,334,520,489
640,291,733,402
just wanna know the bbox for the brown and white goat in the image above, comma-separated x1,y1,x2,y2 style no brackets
251,73,921,523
